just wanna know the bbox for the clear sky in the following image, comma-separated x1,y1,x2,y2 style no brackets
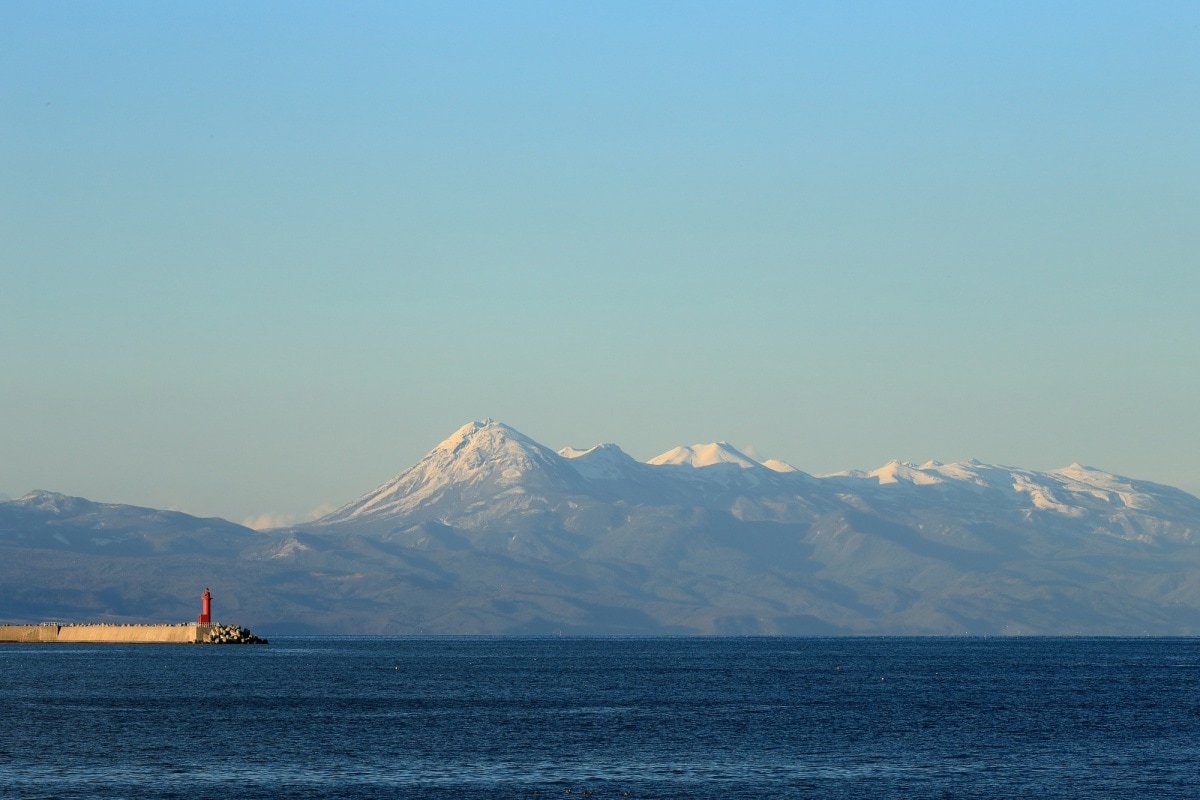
3,2,1197,526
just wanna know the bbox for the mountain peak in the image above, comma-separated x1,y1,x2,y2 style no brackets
558,442,628,460
868,461,945,486
314,420,582,526
436,418,510,451
559,443,646,481
648,441,761,469
13,490,97,515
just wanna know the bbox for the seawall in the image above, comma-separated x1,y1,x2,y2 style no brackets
0,623,266,644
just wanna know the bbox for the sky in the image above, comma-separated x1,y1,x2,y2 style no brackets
2,1,1197,526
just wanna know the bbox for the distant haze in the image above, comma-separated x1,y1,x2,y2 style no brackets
3,3,1197,522
5,419,1200,635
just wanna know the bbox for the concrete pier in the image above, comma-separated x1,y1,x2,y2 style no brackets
0,623,266,644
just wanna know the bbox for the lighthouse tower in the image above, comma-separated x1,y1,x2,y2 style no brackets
198,588,212,625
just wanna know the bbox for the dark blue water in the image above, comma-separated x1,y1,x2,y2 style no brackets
2,637,1199,799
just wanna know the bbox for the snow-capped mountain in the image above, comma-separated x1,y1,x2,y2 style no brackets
5,419,1200,635
558,443,646,481
648,441,765,469
317,419,586,528
314,421,819,532
816,457,1200,544
307,420,1199,545
641,440,811,494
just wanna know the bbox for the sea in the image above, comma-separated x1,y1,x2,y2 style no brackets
2,636,1199,799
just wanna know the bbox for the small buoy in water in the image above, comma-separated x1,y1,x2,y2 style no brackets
881,676,885,682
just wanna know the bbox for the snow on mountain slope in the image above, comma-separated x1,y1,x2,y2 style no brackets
8,420,1200,634
848,459,1029,491
12,490,102,515
910,461,1107,515
649,442,762,469
921,459,1022,489
868,460,947,486
1050,463,1180,512
643,441,813,494
305,419,1200,545
917,460,1200,524
558,443,647,481
803,456,1200,541
1029,464,1200,540
862,459,1080,513
316,419,584,526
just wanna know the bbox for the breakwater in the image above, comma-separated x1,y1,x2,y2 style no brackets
0,623,267,644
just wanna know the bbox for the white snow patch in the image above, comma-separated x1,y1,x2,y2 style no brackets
1012,473,1081,515
271,538,310,558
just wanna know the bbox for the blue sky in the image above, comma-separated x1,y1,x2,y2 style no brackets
3,2,1197,524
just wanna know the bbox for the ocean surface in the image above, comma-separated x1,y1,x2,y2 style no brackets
3,637,1199,799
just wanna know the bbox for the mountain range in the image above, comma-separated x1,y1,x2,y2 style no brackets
4,419,1200,635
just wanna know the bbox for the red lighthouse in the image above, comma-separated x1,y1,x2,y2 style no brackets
198,588,212,625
